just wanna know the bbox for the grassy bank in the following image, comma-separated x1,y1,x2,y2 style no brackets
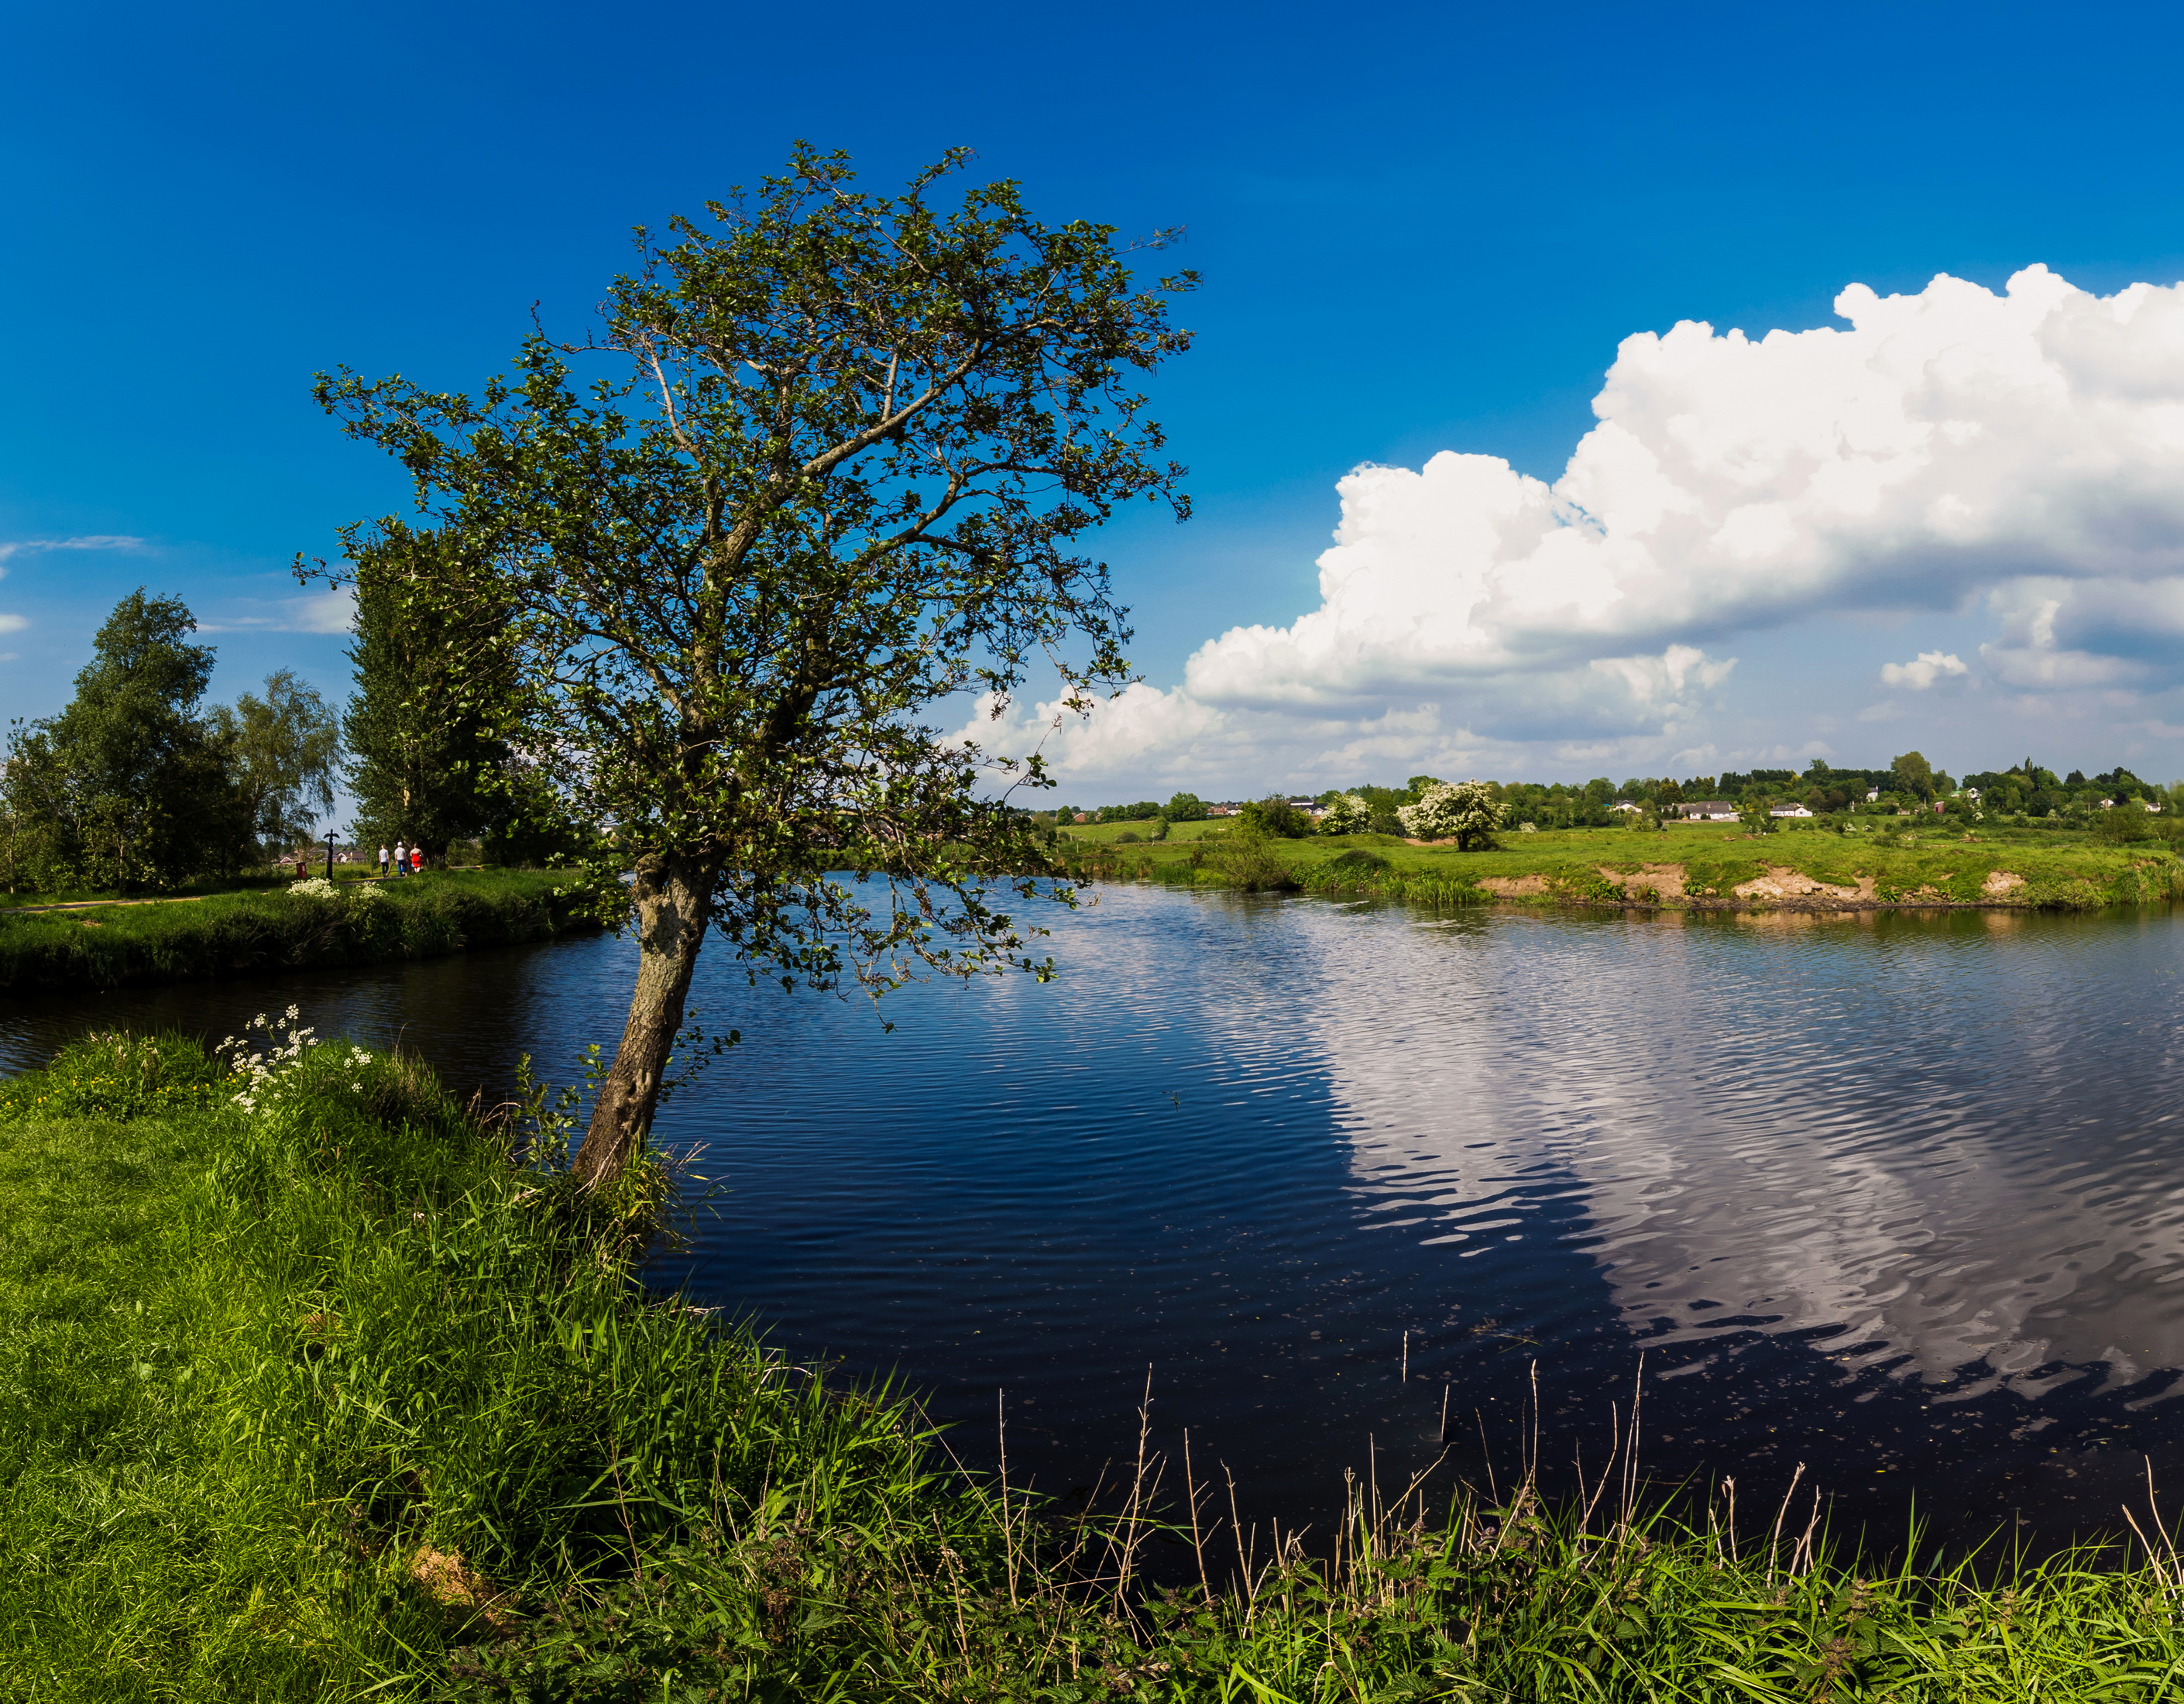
7,1031,2184,1697
0,869,595,992
1061,821,2184,912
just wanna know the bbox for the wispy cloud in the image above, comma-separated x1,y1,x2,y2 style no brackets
0,534,145,573
0,615,25,635
200,587,355,636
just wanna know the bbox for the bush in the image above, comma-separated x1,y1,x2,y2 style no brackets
1238,796,1311,838
2094,804,2159,844
1320,849,1392,884
1210,826,1299,891
1317,793,1372,835
1397,780,1506,848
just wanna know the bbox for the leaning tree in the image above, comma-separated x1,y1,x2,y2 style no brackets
314,144,1193,1184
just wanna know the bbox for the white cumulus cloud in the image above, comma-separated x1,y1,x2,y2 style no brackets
1879,651,1968,690
1004,263,2184,790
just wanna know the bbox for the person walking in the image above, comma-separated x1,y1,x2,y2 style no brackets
410,845,424,876
393,840,407,878
377,843,390,878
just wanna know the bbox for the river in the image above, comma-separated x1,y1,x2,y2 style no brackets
5,883,2183,1554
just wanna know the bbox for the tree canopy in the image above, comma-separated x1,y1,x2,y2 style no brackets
314,145,1193,1183
342,526,521,858
211,669,342,855
2,591,253,890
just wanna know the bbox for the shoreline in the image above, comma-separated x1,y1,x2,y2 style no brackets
7,1029,2184,1694
0,868,599,993
1056,826,2183,916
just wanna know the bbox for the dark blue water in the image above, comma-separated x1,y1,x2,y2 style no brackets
7,885,2184,1552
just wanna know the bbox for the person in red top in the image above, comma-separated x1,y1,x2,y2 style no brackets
410,846,424,874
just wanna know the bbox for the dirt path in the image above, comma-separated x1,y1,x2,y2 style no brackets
2,895,215,916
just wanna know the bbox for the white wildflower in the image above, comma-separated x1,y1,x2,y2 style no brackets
215,1005,324,1112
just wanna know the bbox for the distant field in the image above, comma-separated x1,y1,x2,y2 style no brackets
1060,819,2184,910
1056,816,1228,845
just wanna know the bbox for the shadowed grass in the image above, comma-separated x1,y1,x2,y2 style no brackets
7,1031,2184,1698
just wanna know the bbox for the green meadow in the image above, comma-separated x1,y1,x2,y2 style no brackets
8,1029,2184,1699
1063,820,2184,911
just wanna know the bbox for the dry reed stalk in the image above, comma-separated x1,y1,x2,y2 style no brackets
1767,1463,1808,1583
996,1389,1018,1610
1183,1428,1213,1609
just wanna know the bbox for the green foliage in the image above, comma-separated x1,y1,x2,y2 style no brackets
1095,799,1166,823
1209,822,1300,891
1320,847,1391,883
314,143,1194,1177
0,591,253,892
2094,802,2161,844
1238,795,1310,837
1162,790,1207,821
1892,749,1935,800
344,527,521,861
208,668,342,856
1739,799,1777,836
0,1029,226,1121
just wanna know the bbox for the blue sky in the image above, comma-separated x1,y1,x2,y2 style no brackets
8,0,2184,800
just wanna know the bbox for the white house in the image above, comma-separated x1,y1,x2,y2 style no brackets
1769,803,1815,819
1677,800,1739,820
1610,799,1642,813
1866,788,1880,802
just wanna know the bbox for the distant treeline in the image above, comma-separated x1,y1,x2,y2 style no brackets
1050,754,2183,837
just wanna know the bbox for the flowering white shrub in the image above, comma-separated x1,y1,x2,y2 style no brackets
1397,780,1507,849
290,874,385,904
1317,793,1372,835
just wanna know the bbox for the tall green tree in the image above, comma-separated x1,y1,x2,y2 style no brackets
209,669,342,855
342,527,517,859
314,144,1193,1185
0,591,249,890
1892,750,1935,800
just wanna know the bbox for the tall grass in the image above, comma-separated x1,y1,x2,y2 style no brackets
6,1029,2184,1697
0,868,592,992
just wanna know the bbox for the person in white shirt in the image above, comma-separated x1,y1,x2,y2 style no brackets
393,840,407,878
377,844,390,878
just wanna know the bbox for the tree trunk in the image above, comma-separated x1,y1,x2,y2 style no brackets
571,851,718,1187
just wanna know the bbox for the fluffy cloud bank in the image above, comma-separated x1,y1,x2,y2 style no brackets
982,265,2184,789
